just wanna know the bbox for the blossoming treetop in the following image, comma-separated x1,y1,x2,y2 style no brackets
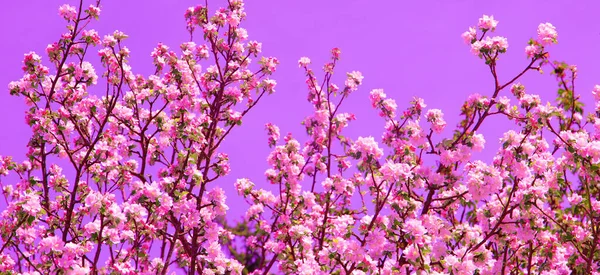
1,1,599,275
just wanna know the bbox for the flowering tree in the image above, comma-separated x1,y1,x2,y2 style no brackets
1,1,277,274
229,14,600,275
0,1,598,275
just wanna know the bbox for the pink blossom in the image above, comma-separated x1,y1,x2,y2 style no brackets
235,28,248,40
87,5,101,19
68,264,91,275
248,40,262,54
260,57,279,73
345,71,364,92
471,133,485,152
404,218,429,245
477,15,498,31
567,193,583,204
245,204,264,219
16,226,39,244
331,47,341,59
83,220,101,236
426,109,446,133
591,198,600,213
224,86,243,103
525,44,540,58
203,22,218,34
592,85,600,101
380,161,412,181
298,57,311,68
262,79,277,93
58,4,77,21
102,35,117,47
369,89,386,107
0,253,15,271
461,27,477,44
351,136,383,159
537,22,558,45
21,192,42,216
471,36,508,56
40,236,64,253
235,178,254,196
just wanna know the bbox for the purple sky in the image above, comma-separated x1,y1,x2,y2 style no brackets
1,1,599,222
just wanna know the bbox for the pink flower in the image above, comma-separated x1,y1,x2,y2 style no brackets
592,85,600,102
58,4,77,21
260,57,279,73
262,79,277,93
87,5,101,19
461,27,477,44
591,198,600,213
257,190,276,204
228,12,241,27
360,215,373,229
224,87,243,103
525,44,540,58
235,28,248,40
426,109,446,134
40,236,64,253
345,71,364,92
84,191,103,214
245,204,264,219
203,23,218,34
16,226,39,244
412,97,427,111
321,177,334,190
404,218,429,245
207,187,229,215
235,178,254,196
351,136,383,160
380,161,412,181
471,133,485,152
379,99,398,118
82,29,101,45
290,224,311,238
102,35,118,47
369,89,386,107
331,47,341,59
298,57,311,68
84,220,101,236
537,22,558,45
21,192,42,216
471,36,508,56
265,240,284,253
68,264,91,275
440,149,458,166
248,41,262,54
568,194,583,204
0,253,15,271
265,123,280,147
477,15,498,31
404,244,420,261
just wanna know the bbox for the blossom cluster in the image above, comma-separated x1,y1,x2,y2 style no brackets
230,14,600,275
2,0,277,274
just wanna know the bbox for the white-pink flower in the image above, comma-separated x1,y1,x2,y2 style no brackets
345,71,364,92
462,27,477,44
426,109,446,134
477,15,498,31
58,4,77,21
537,22,558,45
298,57,311,68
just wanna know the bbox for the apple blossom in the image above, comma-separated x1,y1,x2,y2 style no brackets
2,2,600,275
